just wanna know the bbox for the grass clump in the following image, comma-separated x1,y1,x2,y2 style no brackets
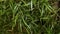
0,0,60,34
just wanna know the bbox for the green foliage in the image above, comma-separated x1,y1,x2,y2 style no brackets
0,0,60,34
